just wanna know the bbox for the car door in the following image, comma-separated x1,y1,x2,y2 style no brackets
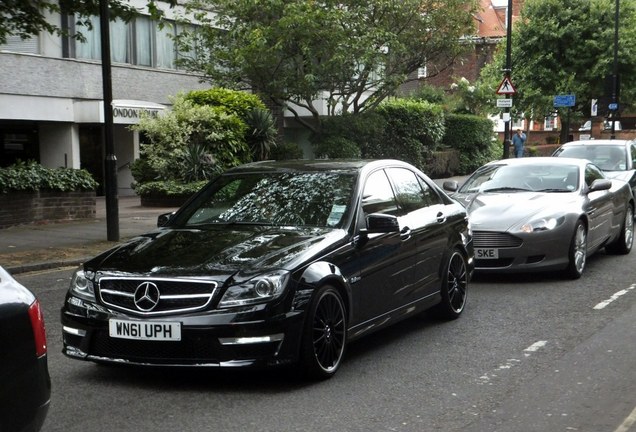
584,164,614,250
350,169,416,326
385,167,449,304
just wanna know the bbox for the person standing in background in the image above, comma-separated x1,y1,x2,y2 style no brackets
512,129,526,158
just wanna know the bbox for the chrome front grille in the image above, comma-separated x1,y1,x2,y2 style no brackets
472,231,523,248
98,277,218,316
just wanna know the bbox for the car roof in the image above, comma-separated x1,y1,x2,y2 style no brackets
224,159,417,175
559,139,633,147
486,156,587,168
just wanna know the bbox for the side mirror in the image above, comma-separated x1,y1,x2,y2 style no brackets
588,179,612,193
443,180,459,192
157,212,175,227
365,213,400,234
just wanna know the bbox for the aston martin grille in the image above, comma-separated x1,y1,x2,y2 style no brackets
472,231,523,248
98,277,218,316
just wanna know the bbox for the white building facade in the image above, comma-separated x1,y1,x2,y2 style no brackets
0,2,209,195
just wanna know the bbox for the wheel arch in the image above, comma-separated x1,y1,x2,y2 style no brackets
292,261,352,320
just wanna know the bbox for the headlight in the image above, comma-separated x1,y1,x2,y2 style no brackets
219,270,290,308
519,216,563,233
69,267,95,301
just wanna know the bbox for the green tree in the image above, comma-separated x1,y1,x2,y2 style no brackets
0,0,173,44
176,0,479,133
480,0,636,143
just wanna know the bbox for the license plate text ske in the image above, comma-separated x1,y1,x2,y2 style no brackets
475,248,499,259
109,319,181,341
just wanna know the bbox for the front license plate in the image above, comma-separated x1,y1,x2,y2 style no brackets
109,319,181,341
475,248,499,259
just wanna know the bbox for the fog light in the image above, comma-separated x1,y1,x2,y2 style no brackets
218,334,284,345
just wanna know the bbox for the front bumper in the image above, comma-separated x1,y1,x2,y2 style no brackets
473,227,572,273
61,296,305,368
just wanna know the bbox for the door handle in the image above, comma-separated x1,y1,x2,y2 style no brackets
400,226,411,241
436,212,446,223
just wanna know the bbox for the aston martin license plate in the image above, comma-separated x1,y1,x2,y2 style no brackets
475,248,499,259
109,319,181,341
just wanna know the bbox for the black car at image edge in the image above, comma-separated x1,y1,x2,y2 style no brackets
61,159,474,379
0,266,51,432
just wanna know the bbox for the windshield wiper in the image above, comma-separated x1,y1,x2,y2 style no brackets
536,188,571,193
482,187,531,192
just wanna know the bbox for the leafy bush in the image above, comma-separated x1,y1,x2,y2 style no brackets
374,99,445,169
185,88,266,119
134,180,208,197
0,161,98,193
132,95,251,183
270,141,304,160
313,137,361,159
244,107,278,160
442,114,497,174
315,112,386,159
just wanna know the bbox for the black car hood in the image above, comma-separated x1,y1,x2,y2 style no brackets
85,225,347,279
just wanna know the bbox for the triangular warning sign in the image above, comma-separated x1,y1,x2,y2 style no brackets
496,77,517,95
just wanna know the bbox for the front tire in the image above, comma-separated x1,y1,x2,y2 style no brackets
566,220,587,279
300,285,347,380
435,250,468,320
606,205,634,255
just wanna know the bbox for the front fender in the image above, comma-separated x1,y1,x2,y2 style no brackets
291,261,352,320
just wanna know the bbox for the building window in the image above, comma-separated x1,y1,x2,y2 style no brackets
0,34,40,54
74,15,181,69
544,116,558,131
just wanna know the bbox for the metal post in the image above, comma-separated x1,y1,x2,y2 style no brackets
611,0,619,139
99,0,119,241
502,0,513,158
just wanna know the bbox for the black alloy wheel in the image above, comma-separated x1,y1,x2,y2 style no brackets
300,285,347,380
436,250,468,320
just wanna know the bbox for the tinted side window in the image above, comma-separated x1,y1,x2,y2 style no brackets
386,167,437,212
631,144,636,166
362,170,399,216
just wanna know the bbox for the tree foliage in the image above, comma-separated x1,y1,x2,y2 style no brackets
0,0,174,44
480,0,636,140
176,0,479,133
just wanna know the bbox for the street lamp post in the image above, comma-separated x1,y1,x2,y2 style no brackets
610,0,620,139
99,0,119,241
502,0,513,159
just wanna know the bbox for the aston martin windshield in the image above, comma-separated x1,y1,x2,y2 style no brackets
176,171,357,228
459,163,579,193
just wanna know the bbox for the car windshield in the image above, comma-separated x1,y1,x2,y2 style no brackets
174,171,357,228
459,164,579,193
556,145,626,171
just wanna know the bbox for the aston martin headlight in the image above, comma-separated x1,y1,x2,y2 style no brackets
520,216,563,233
219,270,290,308
69,266,95,301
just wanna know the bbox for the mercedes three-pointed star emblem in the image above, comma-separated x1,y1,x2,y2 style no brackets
133,281,161,312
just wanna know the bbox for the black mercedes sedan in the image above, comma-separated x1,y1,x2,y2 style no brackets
0,266,51,432
61,159,473,379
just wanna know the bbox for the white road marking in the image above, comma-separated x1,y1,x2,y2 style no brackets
523,340,548,356
614,405,636,432
593,285,635,310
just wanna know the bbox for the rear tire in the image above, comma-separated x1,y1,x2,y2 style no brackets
565,220,587,279
435,250,468,320
300,285,347,380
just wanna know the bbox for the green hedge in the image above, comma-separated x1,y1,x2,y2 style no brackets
442,114,498,174
0,161,98,194
312,112,386,159
185,88,266,119
134,180,208,197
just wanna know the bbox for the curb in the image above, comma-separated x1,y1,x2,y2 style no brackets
6,258,88,275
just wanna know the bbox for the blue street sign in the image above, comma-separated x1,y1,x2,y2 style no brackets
609,103,619,110
553,94,576,107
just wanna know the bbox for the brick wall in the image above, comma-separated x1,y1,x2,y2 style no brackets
0,191,95,229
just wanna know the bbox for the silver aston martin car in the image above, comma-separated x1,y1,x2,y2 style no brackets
444,157,634,278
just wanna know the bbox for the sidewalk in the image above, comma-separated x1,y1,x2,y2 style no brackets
0,196,178,274
0,176,467,275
